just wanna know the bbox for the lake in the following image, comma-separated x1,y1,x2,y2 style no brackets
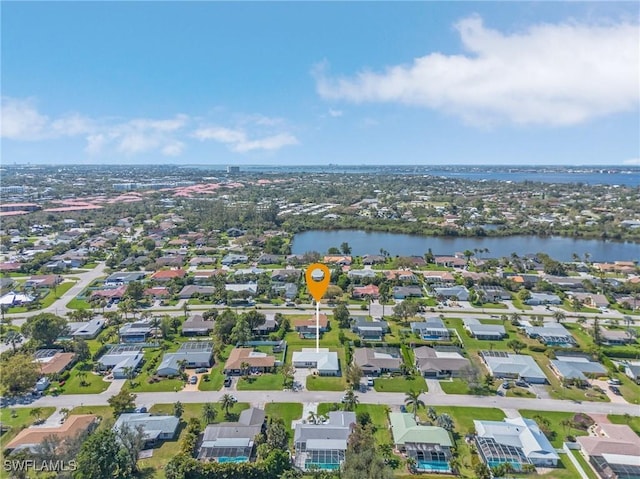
291,230,640,263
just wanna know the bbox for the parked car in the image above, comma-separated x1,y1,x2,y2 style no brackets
134,406,147,413
608,378,621,386
195,368,208,374
189,376,198,384
223,377,232,387
366,377,374,387
609,385,621,395
502,381,511,389
515,380,528,388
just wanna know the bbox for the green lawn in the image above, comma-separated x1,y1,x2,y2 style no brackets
316,403,391,447
518,410,589,447
307,375,346,391
506,386,536,398
140,402,250,479
66,298,92,309
571,450,599,479
40,281,76,308
0,407,56,449
511,295,532,311
373,376,427,393
264,402,303,430
69,405,115,430
608,414,640,436
198,345,232,392
129,348,186,393
58,367,110,395
237,373,285,390
470,302,508,309
440,378,495,396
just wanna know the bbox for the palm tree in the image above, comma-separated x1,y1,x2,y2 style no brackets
342,390,359,411
60,408,70,421
30,407,43,423
77,371,88,387
220,394,236,417
307,411,318,425
240,361,250,379
436,413,454,431
404,390,425,422
553,310,566,323
202,402,217,424
174,401,184,418
427,407,437,421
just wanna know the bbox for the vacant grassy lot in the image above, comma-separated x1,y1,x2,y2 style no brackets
237,372,285,390
264,402,303,430
307,375,346,391
374,376,427,393
0,407,56,449
59,367,110,395
440,378,495,396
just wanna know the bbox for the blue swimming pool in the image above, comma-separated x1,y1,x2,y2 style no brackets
218,456,249,463
417,460,451,472
487,460,522,471
306,462,340,470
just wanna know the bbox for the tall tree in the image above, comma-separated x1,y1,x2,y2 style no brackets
220,394,236,417
0,353,41,396
202,403,217,425
333,303,351,329
342,424,393,479
107,389,137,416
342,390,359,411
74,428,131,479
21,313,69,347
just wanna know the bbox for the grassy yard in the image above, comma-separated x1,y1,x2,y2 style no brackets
506,386,536,398
307,375,346,391
58,367,110,395
129,348,186,393
374,376,427,393
264,402,303,430
0,407,56,449
518,410,589,447
198,345,233,392
66,298,92,309
316,403,392,447
440,378,495,396
69,405,115,430
40,281,76,307
608,414,640,436
511,295,533,311
140,402,250,479
237,372,285,390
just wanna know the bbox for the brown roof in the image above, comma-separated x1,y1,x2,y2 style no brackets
151,269,186,279
294,313,328,329
224,348,275,370
577,423,640,457
38,352,77,375
5,415,97,451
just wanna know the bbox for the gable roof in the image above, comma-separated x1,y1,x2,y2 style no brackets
114,413,180,440
5,415,97,452
224,348,276,370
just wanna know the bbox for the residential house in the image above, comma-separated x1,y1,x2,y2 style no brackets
393,286,423,300
422,271,455,284
432,285,470,301
549,354,607,382
474,417,559,469
323,255,352,266
0,291,35,307
463,318,506,340
389,413,453,473
155,256,185,268
97,345,143,378
113,413,180,446
294,411,356,471
351,317,389,341
272,282,298,300
434,256,466,268
0,277,15,293
271,269,301,282
347,269,377,280
104,271,147,285
294,313,329,339
624,361,640,383
414,346,470,378
221,254,248,266
410,317,451,341
257,253,283,264
193,269,226,284
292,348,340,376
385,270,418,282
223,348,276,375
24,275,62,289
226,227,246,237
522,322,576,347
577,423,640,479
189,256,217,267
181,314,214,336
198,408,265,462
119,320,154,343
178,285,215,299
4,415,98,454
600,328,635,346
151,269,186,282
476,285,511,302
362,254,385,265
156,341,214,377
569,292,610,309
352,347,401,376
480,351,548,383
352,284,380,300
34,349,77,376
525,293,562,306
225,283,258,295
68,317,105,339
144,287,170,300
90,285,127,301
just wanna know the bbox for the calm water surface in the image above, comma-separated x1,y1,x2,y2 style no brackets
291,230,639,262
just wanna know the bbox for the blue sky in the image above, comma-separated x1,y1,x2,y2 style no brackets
1,2,639,166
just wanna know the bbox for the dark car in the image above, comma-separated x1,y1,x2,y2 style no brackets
515,380,528,388
609,385,621,395
224,377,232,387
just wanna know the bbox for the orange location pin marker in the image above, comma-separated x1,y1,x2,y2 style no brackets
305,263,330,302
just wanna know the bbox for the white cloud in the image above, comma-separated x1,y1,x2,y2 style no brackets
161,141,185,157
1,97,51,140
623,158,640,166
315,16,640,126
328,108,343,118
193,126,298,153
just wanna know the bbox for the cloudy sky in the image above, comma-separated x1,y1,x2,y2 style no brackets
1,2,638,166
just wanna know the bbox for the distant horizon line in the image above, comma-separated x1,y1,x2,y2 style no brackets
2,163,638,168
